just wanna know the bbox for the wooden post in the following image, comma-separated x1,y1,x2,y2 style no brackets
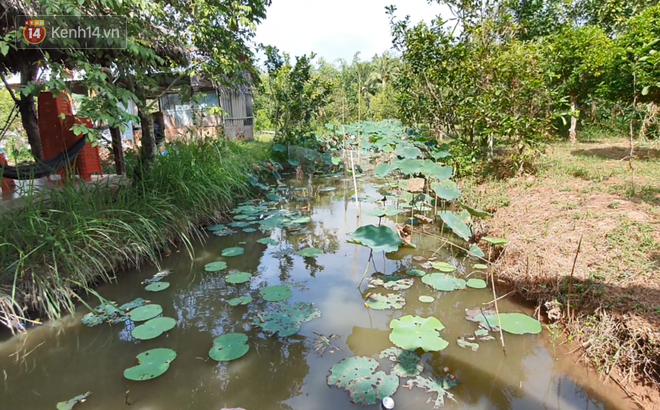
110,127,125,175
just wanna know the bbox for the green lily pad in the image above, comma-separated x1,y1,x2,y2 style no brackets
419,295,435,303
57,392,91,410
466,279,487,289
213,228,237,237
367,275,414,290
365,293,406,310
405,374,458,408
209,333,250,362
243,228,257,233
257,237,278,245
389,315,449,352
123,348,177,381
465,307,499,330
319,187,336,192
145,282,170,292
228,296,253,306
374,163,396,178
432,180,461,201
482,237,509,246
430,262,456,272
290,216,312,224
131,317,177,340
327,356,399,405
229,221,251,228
260,285,293,302
407,269,427,277
438,211,472,241
253,302,321,337
226,272,252,284
233,214,250,220
205,261,228,272
222,247,245,257
457,336,480,351
474,264,488,270
127,304,163,322
208,224,227,232
484,312,543,335
468,244,485,258
421,162,453,180
297,247,324,257
348,224,404,253
422,273,466,292
396,158,425,175
379,347,424,377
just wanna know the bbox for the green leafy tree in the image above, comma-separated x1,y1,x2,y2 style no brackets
261,46,333,147
544,25,615,142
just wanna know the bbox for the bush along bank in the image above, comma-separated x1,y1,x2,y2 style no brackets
0,139,270,332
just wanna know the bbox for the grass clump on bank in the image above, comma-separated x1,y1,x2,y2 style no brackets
460,135,660,392
0,139,267,331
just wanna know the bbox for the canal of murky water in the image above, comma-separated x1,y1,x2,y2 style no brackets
0,173,634,410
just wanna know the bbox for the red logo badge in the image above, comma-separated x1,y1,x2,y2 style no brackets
23,20,46,45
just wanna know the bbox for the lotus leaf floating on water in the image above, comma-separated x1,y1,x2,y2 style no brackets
252,302,321,337
209,333,250,362
365,293,406,310
260,285,293,302
389,315,449,352
326,356,399,405
123,348,177,381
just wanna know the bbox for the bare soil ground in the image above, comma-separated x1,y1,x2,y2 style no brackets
461,137,660,408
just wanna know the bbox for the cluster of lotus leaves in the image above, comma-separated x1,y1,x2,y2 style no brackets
252,302,321,337
124,348,177,381
367,275,414,291
348,224,404,253
209,333,250,362
389,315,449,352
228,296,253,306
327,356,399,405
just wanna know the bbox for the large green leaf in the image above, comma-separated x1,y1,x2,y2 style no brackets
226,272,252,284
222,247,245,257
327,356,399,405
438,211,472,241
420,161,452,181
260,285,293,302
348,225,404,253
389,315,449,352
257,237,279,245
252,302,321,337
466,279,487,289
374,163,396,178
145,282,170,292
396,159,425,175
430,262,456,272
483,312,542,335
432,180,461,201
128,305,163,322
422,273,466,292
365,293,406,310
124,348,177,381
396,145,423,159
205,261,228,272
209,333,250,362
131,317,177,340
56,392,91,410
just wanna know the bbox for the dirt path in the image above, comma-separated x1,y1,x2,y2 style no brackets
462,138,660,408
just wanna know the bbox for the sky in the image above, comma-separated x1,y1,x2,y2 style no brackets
253,0,451,64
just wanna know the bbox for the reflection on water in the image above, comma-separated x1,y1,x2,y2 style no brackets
0,173,633,410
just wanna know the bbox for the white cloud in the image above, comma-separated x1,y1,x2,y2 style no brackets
254,0,451,64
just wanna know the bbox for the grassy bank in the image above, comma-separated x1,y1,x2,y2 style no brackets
0,139,269,330
461,132,660,400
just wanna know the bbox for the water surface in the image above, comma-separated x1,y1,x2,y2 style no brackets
0,174,633,410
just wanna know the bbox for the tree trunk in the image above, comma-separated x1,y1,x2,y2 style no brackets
137,106,156,172
18,65,42,161
110,126,125,175
569,95,579,144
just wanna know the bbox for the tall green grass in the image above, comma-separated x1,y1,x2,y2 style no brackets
0,138,266,331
